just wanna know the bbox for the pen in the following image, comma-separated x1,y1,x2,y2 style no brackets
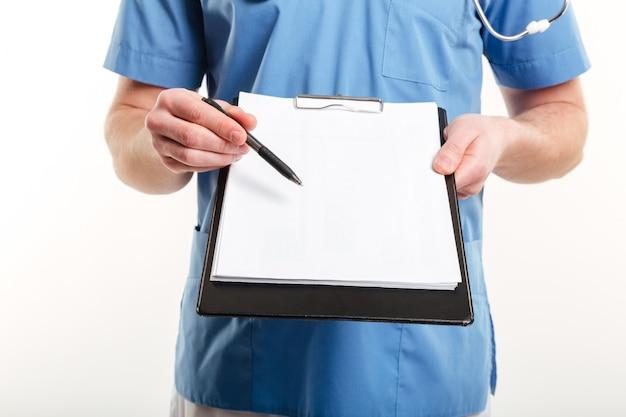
201,97,303,186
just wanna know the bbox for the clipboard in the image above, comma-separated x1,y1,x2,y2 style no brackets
197,94,473,325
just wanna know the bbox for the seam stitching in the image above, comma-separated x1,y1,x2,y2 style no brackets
394,323,404,417
110,41,206,66
488,45,581,68
249,318,255,409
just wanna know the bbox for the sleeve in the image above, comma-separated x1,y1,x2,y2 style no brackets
103,0,207,90
481,0,590,89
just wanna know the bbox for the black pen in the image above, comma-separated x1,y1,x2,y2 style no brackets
201,97,303,186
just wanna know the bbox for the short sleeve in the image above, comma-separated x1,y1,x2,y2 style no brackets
481,0,590,89
103,0,207,90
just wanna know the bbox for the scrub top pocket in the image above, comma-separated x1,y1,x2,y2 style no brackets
382,0,465,92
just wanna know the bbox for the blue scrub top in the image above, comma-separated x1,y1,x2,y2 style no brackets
104,1,589,416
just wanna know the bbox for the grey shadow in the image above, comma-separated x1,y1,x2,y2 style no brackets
232,170,291,204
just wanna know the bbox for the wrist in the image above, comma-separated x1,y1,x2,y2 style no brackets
493,116,525,173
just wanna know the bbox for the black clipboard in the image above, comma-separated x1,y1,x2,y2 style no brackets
197,97,473,325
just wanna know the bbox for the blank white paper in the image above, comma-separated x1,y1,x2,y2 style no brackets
211,92,461,290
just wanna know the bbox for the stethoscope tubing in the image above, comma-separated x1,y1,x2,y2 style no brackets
473,0,570,42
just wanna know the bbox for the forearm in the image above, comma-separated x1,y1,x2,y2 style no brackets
496,84,588,184
104,105,192,194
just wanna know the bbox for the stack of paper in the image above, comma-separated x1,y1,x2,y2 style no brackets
210,92,461,290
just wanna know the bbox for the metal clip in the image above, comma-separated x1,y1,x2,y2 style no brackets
294,94,384,113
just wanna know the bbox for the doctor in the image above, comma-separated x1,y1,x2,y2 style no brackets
103,1,589,416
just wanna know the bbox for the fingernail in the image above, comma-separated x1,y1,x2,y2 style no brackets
435,156,452,172
234,154,243,161
239,145,250,154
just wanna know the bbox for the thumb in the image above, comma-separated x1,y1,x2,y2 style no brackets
432,120,478,175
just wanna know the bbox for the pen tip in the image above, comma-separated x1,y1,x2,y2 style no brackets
292,175,303,186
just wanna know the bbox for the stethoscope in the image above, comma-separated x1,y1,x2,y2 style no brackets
473,0,570,42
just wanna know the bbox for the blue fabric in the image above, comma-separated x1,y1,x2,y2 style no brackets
104,1,590,416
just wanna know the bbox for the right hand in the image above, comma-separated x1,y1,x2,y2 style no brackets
145,88,256,174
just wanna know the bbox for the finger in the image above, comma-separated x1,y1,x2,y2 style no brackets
454,133,496,191
432,116,481,175
165,94,249,145
161,157,206,174
456,179,485,199
454,151,490,190
153,135,243,168
161,156,241,174
215,100,257,131
161,156,245,174
457,191,477,200
150,113,247,155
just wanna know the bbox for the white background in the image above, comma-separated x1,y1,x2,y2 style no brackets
1,1,624,416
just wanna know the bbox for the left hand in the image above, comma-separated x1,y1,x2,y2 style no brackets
432,114,512,199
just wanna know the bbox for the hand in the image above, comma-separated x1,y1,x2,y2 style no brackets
144,88,256,174
432,114,513,199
